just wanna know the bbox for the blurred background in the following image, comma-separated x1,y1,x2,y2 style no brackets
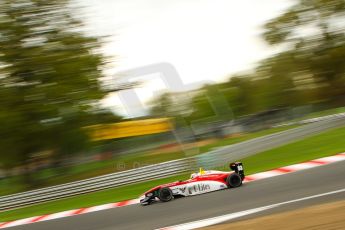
0,0,344,195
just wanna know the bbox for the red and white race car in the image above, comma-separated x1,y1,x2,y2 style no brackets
139,162,245,205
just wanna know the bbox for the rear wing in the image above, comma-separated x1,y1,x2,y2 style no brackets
230,162,245,180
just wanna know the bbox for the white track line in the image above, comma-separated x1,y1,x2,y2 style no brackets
158,188,345,230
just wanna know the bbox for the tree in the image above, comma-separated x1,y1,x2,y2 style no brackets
0,0,116,182
263,0,345,105
150,93,175,117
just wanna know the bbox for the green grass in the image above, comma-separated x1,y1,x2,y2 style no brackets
1,126,344,222
0,125,297,196
240,126,345,175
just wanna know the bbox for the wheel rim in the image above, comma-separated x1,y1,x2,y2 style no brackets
162,189,171,198
160,188,172,201
230,175,241,186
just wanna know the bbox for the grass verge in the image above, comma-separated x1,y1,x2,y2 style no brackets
0,126,344,222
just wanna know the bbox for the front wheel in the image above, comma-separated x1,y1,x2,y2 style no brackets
226,173,242,188
158,187,173,202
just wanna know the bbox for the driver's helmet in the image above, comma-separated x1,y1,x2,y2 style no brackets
190,168,206,179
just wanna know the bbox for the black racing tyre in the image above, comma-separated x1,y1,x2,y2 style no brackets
226,173,242,188
158,187,173,202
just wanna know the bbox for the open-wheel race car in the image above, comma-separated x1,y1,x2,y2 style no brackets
139,162,245,205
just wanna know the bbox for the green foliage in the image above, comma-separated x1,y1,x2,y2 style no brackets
187,84,233,123
264,0,345,45
263,0,345,104
0,1,116,172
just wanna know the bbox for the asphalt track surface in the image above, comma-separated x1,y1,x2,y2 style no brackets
10,160,345,230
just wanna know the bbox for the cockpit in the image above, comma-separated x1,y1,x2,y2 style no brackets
190,168,206,179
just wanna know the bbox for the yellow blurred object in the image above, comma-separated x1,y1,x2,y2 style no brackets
86,118,172,141
199,167,205,175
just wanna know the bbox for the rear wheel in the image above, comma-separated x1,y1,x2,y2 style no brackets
226,173,242,188
158,187,173,202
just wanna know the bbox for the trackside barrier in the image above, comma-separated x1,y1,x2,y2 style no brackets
0,158,195,210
